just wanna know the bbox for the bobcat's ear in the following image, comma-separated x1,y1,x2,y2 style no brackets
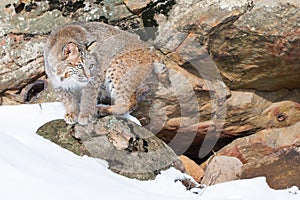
63,43,80,61
86,40,96,50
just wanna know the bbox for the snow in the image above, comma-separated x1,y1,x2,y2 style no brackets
0,102,299,200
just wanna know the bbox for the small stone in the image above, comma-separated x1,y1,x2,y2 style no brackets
201,156,243,185
179,155,205,183
123,0,152,14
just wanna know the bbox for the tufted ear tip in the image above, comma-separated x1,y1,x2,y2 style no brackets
63,43,80,61
86,40,96,50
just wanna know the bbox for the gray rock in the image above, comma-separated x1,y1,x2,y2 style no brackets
36,119,91,157
36,116,185,180
75,115,184,180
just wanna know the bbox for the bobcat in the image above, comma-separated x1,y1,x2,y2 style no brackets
44,22,170,125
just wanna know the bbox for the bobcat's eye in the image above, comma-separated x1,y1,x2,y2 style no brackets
89,64,95,69
77,63,83,69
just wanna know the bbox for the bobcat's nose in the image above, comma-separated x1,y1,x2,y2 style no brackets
83,68,92,80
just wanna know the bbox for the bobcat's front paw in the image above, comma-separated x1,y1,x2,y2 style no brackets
78,113,96,125
64,112,78,125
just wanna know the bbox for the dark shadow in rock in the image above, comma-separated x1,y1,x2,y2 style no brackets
23,80,46,102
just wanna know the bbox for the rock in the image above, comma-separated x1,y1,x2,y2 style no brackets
216,121,300,189
123,0,152,14
201,156,243,186
179,155,205,183
36,116,185,181
223,91,300,136
36,119,90,156
28,79,62,104
154,0,300,91
154,0,252,52
210,0,300,91
242,147,300,190
103,1,133,23
145,88,300,161
0,33,46,94
250,100,300,129
0,96,22,105
217,121,300,163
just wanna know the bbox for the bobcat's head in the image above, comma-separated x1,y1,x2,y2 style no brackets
46,42,96,89
61,42,95,88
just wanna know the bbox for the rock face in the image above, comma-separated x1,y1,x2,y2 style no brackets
36,119,90,157
241,147,300,190
1,0,300,188
154,0,300,91
216,121,300,189
37,116,184,180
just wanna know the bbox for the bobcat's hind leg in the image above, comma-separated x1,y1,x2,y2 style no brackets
97,94,137,116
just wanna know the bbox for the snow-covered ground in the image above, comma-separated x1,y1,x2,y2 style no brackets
0,102,298,200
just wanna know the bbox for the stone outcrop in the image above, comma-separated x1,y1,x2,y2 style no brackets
123,0,152,14
154,0,300,91
215,121,300,189
241,147,300,190
36,119,91,157
37,116,185,180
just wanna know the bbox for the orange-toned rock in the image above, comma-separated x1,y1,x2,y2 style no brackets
123,0,152,14
217,121,300,189
241,147,300,190
179,155,205,182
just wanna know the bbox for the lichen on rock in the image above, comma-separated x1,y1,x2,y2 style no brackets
36,116,185,181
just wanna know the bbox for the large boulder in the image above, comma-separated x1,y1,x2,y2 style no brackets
36,116,185,180
154,0,300,91
216,121,300,189
241,147,300,190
